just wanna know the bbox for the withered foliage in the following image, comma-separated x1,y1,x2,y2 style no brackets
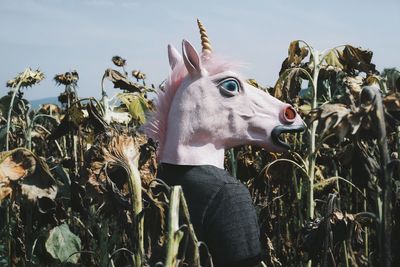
132,70,146,81
54,71,79,86
0,46,399,267
104,68,143,93
0,148,57,202
112,56,127,67
6,68,45,89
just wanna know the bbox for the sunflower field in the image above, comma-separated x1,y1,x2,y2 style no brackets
0,40,399,267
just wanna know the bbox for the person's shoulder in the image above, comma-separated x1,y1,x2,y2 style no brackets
210,179,252,205
158,163,241,197
190,165,240,185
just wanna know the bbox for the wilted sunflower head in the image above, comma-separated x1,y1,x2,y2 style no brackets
54,70,79,86
112,56,126,67
132,70,146,80
6,68,45,88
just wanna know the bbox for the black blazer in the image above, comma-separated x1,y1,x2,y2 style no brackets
158,163,262,267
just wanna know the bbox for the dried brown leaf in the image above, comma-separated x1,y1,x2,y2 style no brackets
104,69,142,93
384,92,400,111
0,149,57,201
288,41,309,66
309,103,368,142
339,45,376,74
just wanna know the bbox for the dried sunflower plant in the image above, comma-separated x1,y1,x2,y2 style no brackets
0,40,399,267
4,68,44,151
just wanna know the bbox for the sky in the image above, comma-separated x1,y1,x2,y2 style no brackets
1,0,399,100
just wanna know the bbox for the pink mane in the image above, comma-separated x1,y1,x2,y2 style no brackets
143,53,238,159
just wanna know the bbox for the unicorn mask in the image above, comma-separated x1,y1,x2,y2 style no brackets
145,20,305,169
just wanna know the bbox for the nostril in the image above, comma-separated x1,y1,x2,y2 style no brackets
283,106,296,123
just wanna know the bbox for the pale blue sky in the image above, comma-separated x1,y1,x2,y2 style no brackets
1,0,399,100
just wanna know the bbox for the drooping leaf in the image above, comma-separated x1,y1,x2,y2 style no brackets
384,92,400,111
0,148,57,201
0,94,29,119
83,129,141,208
339,45,376,74
129,96,148,123
45,223,81,264
352,141,380,189
54,71,79,86
273,67,310,103
48,104,86,140
69,105,85,125
7,68,45,88
104,69,142,93
47,113,73,140
86,101,109,133
278,41,309,77
287,40,309,66
324,49,344,69
117,93,149,124
309,103,368,142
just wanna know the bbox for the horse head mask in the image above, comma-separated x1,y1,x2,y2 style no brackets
145,20,305,168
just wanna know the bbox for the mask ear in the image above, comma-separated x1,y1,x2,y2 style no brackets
167,44,182,70
182,39,203,77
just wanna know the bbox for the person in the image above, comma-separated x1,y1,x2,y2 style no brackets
158,163,262,267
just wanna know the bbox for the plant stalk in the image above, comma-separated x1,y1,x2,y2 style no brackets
361,86,391,266
127,162,143,266
101,73,109,122
306,48,321,267
5,71,26,151
307,50,320,220
179,191,200,266
229,148,237,178
165,186,184,267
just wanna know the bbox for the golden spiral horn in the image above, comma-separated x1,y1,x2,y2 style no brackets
197,18,212,54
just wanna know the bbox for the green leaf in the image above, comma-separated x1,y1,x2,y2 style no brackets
128,96,148,123
45,224,82,264
117,93,149,124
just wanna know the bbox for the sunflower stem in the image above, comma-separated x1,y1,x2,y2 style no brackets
165,186,184,267
363,188,369,260
307,49,320,221
229,148,237,178
7,199,12,267
101,73,109,122
306,48,321,267
5,70,27,151
179,190,200,266
127,161,143,266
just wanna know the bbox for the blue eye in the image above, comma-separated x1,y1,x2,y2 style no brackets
218,78,240,96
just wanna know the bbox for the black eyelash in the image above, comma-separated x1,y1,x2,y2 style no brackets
214,76,240,86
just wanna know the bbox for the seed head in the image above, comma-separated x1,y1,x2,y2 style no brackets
132,70,146,80
54,71,79,86
6,68,45,88
112,56,127,67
